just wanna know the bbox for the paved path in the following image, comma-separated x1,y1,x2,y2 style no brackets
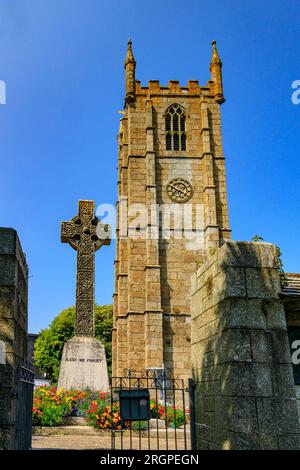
32,435,112,450
32,434,190,450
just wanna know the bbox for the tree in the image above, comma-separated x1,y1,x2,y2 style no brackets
34,305,113,384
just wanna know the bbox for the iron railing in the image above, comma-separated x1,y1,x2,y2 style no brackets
15,365,34,450
110,368,191,451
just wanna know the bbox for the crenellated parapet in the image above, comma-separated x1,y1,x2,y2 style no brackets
124,41,225,104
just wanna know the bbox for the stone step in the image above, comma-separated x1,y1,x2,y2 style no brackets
62,417,88,426
33,426,104,436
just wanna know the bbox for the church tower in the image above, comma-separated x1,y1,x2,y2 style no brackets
113,40,231,381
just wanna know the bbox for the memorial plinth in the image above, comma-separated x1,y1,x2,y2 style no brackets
57,336,109,391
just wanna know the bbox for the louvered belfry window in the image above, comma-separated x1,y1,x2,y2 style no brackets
165,104,186,151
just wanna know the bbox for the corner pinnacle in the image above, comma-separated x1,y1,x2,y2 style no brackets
211,40,221,64
125,38,135,64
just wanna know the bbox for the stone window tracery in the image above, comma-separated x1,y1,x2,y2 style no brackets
165,104,186,151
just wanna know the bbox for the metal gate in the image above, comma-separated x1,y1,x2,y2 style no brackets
110,369,194,450
15,365,34,450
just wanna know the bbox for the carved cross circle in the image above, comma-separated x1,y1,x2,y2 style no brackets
61,200,111,251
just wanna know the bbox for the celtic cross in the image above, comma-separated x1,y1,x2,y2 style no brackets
61,200,111,336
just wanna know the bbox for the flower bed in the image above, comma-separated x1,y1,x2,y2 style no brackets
32,386,188,429
86,397,188,429
87,395,122,429
150,400,188,428
32,386,89,426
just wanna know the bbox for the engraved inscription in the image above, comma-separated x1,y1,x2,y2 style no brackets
65,357,103,363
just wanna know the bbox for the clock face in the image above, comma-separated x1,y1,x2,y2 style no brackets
167,178,193,203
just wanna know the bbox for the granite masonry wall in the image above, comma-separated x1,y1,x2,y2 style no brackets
0,228,28,449
191,240,300,450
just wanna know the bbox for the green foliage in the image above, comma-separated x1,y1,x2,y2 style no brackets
34,304,113,383
131,421,148,431
75,391,99,418
94,305,113,373
32,386,89,426
251,235,264,242
86,392,116,429
33,402,68,426
276,245,284,274
32,386,189,430
150,400,188,428
251,235,284,273
166,407,187,428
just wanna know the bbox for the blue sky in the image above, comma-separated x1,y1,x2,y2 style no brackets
0,0,299,333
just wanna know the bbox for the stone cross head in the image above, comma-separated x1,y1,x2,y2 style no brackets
61,200,111,251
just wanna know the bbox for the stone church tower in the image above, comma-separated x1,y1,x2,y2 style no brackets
113,40,231,381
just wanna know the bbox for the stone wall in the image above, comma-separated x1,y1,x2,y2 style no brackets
0,228,28,449
191,240,300,450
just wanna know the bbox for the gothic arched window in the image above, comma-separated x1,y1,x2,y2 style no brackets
165,104,186,151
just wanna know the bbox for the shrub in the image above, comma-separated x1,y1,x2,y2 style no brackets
150,401,166,420
165,407,187,428
72,391,99,417
149,400,188,428
130,420,148,431
33,402,68,426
